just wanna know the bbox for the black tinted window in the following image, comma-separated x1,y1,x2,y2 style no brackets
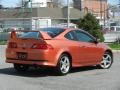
74,30,94,42
18,31,41,39
41,28,65,38
65,31,76,40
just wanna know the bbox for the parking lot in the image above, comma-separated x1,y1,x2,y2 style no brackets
0,45,120,90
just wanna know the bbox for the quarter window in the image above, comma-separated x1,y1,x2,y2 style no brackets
65,31,76,40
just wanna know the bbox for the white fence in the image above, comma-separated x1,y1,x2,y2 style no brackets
104,32,120,43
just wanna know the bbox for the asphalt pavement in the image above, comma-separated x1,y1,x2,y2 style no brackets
0,45,120,90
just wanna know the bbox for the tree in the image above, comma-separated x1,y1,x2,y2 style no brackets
0,0,2,3
17,0,30,8
16,0,22,7
0,4,3,9
53,0,64,7
0,0,3,9
78,13,104,42
109,4,120,18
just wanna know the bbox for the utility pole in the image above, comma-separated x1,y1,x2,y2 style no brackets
119,0,120,7
118,0,120,15
29,0,32,30
21,0,32,30
103,3,106,28
22,0,24,29
67,0,70,28
100,0,103,28
29,0,32,12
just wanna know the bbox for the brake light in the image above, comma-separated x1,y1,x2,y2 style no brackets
31,43,53,49
8,42,17,48
11,31,17,39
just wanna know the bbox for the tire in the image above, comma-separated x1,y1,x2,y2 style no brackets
56,54,71,75
14,64,29,72
98,52,113,69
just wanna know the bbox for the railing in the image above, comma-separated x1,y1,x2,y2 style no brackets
104,31,120,43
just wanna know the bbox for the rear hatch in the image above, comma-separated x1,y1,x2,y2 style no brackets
8,28,65,50
8,31,51,49
6,31,52,60
6,28,65,60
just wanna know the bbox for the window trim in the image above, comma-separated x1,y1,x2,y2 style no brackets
64,29,96,43
64,31,77,41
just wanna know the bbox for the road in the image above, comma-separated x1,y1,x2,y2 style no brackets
0,45,120,90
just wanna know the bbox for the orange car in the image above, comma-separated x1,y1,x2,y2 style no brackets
6,28,113,75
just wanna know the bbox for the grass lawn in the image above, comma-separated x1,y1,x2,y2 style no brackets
0,41,7,45
108,43,120,50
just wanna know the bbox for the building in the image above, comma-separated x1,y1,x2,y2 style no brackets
25,0,53,8
47,0,54,8
73,0,108,26
73,0,82,11
0,7,83,30
31,0,47,7
108,5,120,27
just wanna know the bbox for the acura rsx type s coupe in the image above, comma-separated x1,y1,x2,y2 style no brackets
6,28,113,75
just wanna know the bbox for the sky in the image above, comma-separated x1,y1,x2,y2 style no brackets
108,0,119,5
0,0,119,7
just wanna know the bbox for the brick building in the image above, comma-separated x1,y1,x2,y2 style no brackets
73,0,108,25
73,0,82,10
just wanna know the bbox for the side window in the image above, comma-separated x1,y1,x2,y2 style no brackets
65,31,76,41
74,30,94,43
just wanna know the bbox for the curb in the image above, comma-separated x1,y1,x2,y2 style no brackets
112,50,120,53
0,45,7,47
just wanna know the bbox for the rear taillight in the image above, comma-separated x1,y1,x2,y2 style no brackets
8,42,17,48
31,43,53,49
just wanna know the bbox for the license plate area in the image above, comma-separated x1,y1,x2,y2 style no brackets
17,52,27,60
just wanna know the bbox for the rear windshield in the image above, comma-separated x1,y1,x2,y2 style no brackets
17,28,64,39
41,28,65,38
18,31,41,39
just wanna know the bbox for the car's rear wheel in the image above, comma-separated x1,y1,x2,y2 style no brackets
14,64,29,72
99,52,113,69
56,54,71,75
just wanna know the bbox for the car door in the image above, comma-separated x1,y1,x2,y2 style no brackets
74,30,103,64
64,31,86,65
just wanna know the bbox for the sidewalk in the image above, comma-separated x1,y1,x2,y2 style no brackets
112,50,120,53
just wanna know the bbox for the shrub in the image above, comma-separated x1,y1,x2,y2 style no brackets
77,13,104,42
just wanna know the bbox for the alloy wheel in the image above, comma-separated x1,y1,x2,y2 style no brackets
60,56,70,74
100,53,112,69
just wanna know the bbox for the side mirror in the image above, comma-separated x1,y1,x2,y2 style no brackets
94,39,100,44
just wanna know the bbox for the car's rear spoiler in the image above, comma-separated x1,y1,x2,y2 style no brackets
10,31,17,39
39,31,52,40
10,30,52,40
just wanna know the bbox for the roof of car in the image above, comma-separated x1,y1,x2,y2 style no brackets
40,27,79,30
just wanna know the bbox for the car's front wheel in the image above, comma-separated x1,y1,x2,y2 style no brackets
56,54,71,75
99,52,113,69
14,64,29,72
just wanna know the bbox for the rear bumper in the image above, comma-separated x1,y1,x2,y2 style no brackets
6,59,56,67
6,48,59,67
